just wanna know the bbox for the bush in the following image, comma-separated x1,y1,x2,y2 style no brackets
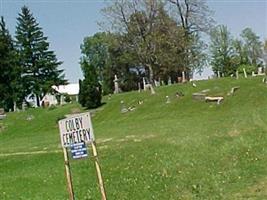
64,94,71,103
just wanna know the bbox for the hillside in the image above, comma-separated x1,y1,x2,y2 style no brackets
1,77,267,199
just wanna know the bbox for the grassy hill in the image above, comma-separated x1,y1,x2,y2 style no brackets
1,77,267,199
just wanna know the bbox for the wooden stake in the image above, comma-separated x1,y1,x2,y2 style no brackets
63,147,75,200
91,142,107,200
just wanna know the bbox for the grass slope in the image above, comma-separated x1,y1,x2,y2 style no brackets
1,77,267,199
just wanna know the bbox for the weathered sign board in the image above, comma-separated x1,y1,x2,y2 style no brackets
58,112,106,200
58,112,94,147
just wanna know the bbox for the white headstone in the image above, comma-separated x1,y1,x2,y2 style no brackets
243,68,247,78
182,71,186,83
168,77,172,85
114,75,120,94
166,96,170,104
236,71,239,79
258,67,263,74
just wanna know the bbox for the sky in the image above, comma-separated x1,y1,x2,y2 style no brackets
0,0,266,82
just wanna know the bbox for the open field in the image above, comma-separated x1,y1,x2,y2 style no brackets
1,77,267,199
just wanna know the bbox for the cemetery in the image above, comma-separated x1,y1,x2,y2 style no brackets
0,1,266,199
1,76,267,199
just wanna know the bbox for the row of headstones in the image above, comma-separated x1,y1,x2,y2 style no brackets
217,67,265,79
113,72,187,94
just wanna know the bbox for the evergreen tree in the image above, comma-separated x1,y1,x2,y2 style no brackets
0,16,22,111
79,60,102,109
15,6,65,107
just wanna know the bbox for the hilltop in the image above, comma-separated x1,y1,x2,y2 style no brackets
1,77,267,199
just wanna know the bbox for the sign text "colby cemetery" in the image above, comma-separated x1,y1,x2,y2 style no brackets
58,112,94,147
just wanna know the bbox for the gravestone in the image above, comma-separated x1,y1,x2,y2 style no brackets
114,75,120,94
192,93,206,101
252,71,256,77
182,71,186,83
154,80,160,87
168,77,172,85
166,96,171,104
243,68,247,78
120,101,128,113
258,67,262,74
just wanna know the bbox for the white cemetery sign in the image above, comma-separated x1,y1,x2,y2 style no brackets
58,112,94,148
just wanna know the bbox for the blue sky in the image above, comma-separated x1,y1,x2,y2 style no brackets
0,0,266,82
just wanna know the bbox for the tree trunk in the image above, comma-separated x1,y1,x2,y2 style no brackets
146,64,156,94
147,64,154,85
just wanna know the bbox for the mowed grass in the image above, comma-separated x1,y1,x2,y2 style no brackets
1,77,267,199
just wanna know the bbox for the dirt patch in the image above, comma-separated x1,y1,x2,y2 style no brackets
0,150,62,157
228,129,240,137
234,178,267,199
98,138,113,143
70,107,82,114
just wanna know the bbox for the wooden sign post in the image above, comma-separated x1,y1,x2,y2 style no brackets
58,112,107,200
63,147,75,200
91,141,107,200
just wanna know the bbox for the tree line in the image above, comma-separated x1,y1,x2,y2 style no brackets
79,0,266,108
0,6,65,111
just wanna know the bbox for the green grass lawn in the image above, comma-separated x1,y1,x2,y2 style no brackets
1,77,267,199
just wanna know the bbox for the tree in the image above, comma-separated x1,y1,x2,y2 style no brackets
81,32,110,82
210,25,234,76
167,0,214,76
15,6,65,107
102,0,189,86
0,16,22,111
263,40,267,68
79,61,102,109
102,0,166,85
240,28,262,67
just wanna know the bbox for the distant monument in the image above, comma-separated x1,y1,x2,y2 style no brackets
114,75,120,94
182,71,186,83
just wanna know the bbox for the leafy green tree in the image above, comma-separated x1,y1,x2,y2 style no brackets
102,1,189,86
81,32,110,82
102,0,165,85
79,61,102,109
15,6,65,107
210,25,235,76
0,16,22,111
240,28,263,67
